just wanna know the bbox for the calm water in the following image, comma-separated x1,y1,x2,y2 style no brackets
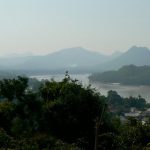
30,74,150,102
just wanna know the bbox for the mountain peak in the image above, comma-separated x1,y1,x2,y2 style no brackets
99,46,150,71
128,46,150,53
61,47,90,53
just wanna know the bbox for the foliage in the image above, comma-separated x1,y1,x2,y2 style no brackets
107,90,147,115
0,75,149,150
89,65,150,85
0,76,28,101
40,75,107,149
0,76,107,149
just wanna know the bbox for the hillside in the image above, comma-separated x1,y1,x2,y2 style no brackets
19,47,108,71
1,46,150,74
0,47,109,73
89,65,150,85
99,46,150,70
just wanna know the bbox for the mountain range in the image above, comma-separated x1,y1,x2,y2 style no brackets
99,46,150,71
0,46,150,74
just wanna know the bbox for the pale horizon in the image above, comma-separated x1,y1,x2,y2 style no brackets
0,0,150,55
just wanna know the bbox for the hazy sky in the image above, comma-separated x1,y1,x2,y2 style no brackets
0,0,150,55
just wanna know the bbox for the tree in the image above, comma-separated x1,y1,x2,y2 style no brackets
0,76,28,101
107,90,123,106
113,117,150,150
40,77,107,150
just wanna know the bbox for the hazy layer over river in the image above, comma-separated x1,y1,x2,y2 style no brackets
30,74,150,102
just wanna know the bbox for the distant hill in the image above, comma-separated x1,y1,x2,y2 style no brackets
1,46,150,74
19,47,108,72
108,51,123,60
89,65,150,85
0,47,112,73
99,46,150,70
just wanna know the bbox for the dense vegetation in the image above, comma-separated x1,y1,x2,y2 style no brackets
89,65,150,85
0,74,149,149
107,90,149,115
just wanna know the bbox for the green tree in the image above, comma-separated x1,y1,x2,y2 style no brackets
107,90,123,106
0,76,28,101
40,77,107,150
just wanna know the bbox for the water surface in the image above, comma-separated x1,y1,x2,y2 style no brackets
30,74,150,102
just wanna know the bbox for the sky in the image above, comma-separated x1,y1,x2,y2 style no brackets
0,0,150,55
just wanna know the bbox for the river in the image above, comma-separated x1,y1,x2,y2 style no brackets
30,74,150,102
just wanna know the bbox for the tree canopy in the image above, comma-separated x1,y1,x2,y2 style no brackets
0,76,149,150
89,65,150,85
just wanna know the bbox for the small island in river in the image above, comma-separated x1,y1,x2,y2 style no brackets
89,65,150,85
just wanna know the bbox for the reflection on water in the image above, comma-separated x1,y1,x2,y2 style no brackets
30,74,150,102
